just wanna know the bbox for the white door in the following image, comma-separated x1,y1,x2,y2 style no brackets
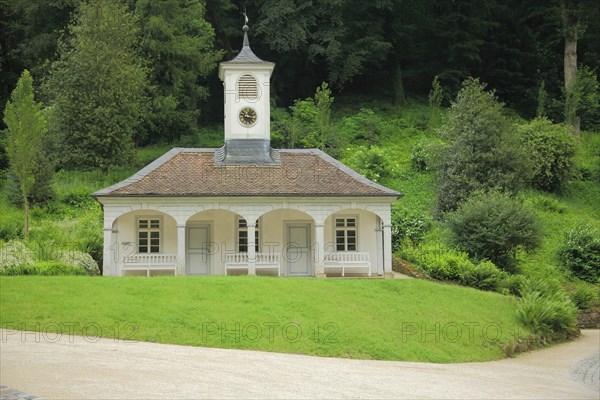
187,225,210,275
286,223,312,276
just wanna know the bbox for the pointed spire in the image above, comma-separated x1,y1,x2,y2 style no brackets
243,24,250,47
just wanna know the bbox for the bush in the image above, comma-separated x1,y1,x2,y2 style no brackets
516,283,579,340
518,118,576,193
0,261,86,276
570,285,597,310
0,209,23,241
559,224,600,283
411,139,442,172
435,78,528,215
341,145,395,183
499,274,527,296
391,207,431,250
460,260,504,292
339,108,382,146
447,191,542,272
59,250,100,275
0,241,34,269
400,243,473,282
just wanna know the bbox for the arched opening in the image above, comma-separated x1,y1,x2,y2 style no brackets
258,208,315,277
323,209,383,277
111,209,178,277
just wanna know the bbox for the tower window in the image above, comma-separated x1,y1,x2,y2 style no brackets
238,74,258,100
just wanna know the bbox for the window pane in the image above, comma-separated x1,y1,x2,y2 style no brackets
150,246,159,253
239,244,248,252
239,231,247,238
336,237,345,245
348,244,356,251
139,232,148,239
150,220,160,228
139,246,148,253
138,220,148,229
347,237,356,244
238,219,247,228
335,230,345,237
335,219,345,227
150,239,159,246
347,218,356,227
336,244,345,251
150,232,159,239
347,230,356,237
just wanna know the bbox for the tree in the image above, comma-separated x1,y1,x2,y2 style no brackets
314,82,334,151
435,78,528,215
2,70,46,240
136,0,221,143
45,0,149,171
447,191,542,272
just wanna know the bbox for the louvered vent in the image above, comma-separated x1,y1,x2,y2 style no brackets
238,74,258,100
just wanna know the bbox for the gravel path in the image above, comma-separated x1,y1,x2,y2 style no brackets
1,329,598,399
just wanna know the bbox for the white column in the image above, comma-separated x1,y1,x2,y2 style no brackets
375,217,384,276
103,228,113,276
383,224,393,276
315,224,325,277
177,225,186,276
247,223,256,275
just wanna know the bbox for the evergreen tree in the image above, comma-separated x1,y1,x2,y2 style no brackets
435,78,528,216
46,0,149,171
136,0,221,143
2,70,46,239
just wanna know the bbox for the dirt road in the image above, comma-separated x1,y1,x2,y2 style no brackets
1,328,598,399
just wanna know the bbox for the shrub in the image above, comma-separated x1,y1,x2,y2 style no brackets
0,261,86,276
400,243,473,282
460,260,504,292
339,108,382,146
391,207,431,250
570,285,597,310
59,250,100,275
559,224,600,283
516,283,579,340
411,139,442,172
435,78,528,215
0,209,23,241
341,146,395,182
0,241,34,270
447,191,542,272
499,274,527,296
518,118,576,193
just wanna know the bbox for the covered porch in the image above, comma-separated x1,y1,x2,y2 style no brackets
102,199,393,278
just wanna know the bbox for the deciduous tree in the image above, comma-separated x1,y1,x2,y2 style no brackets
3,70,46,239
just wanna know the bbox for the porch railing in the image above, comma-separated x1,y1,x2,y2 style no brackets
225,253,281,276
324,251,371,277
122,253,178,276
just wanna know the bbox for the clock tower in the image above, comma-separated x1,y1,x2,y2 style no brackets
218,23,275,160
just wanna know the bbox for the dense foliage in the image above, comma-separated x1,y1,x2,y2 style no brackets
518,118,576,193
446,191,542,271
435,78,527,215
2,70,47,239
559,224,600,283
45,0,149,171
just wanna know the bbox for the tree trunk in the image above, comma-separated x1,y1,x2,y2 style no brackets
23,195,30,241
392,59,406,107
562,1,581,137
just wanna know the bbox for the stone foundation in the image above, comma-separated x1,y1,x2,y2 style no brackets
577,309,600,329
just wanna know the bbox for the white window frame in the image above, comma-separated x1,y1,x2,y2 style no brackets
136,216,162,254
334,215,358,252
236,217,260,253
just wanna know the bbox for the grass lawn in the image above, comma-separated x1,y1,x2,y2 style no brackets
0,276,528,363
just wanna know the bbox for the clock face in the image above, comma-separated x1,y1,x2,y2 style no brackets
239,107,257,126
